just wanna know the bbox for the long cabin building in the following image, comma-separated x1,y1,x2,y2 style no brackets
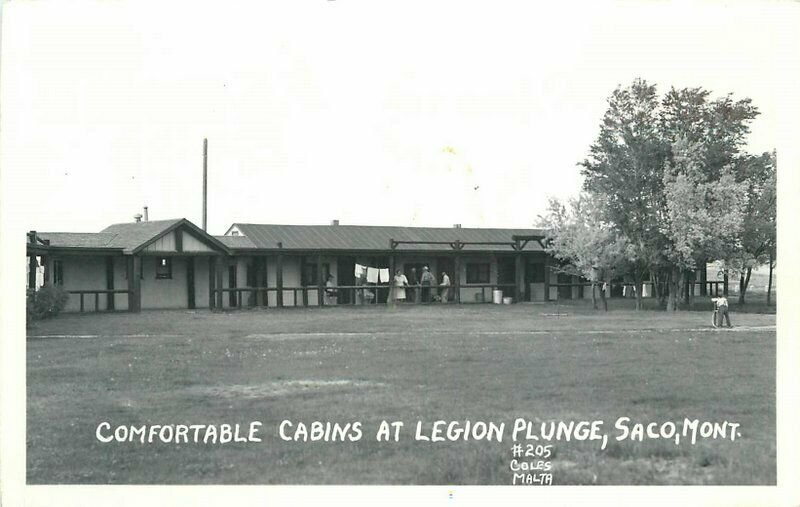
25,217,596,313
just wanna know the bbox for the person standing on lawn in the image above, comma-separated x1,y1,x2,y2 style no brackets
711,296,733,328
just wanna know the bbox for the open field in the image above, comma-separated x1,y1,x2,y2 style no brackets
27,300,776,485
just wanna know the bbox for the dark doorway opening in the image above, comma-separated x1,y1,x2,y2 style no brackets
497,256,516,297
525,261,546,302
337,256,356,304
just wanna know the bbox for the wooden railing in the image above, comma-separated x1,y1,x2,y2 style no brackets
67,289,132,313
211,283,519,308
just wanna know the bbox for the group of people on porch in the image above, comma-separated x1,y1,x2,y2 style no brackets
324,265,452,305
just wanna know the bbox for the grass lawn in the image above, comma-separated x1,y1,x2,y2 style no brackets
26,300,776,485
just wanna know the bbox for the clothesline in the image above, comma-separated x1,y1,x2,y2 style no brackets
355,264,390,283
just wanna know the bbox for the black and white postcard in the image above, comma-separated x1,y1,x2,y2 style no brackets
1,1,799,506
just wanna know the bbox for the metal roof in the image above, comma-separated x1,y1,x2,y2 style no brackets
32,220,547,254
215,235,257,249
229,223,547,252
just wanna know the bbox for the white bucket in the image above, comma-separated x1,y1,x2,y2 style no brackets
502,297,513,305
492,290,503,304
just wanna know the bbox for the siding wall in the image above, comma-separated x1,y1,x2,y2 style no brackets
49,254,220,312
48,255,117,313
141,257,184,309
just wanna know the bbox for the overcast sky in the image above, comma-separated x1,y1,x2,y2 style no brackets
0,1,791,234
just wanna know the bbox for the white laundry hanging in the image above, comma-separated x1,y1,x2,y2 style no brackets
366,267,379,284
354,263,366,278
379,268,390,283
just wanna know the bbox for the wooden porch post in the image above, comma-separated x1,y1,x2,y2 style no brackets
543,254,551,302
208,257,216,309
276,243,284,307
127,255,141,313
389,254,396,301
215,256,224,309
261,256,269,307
317,253,324,306
514,252,524,303
453,253,461,304
42,255,50,285
27,231,37,290
106,256,115,310
28,254,37,291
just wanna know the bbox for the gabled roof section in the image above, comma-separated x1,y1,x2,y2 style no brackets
99,219,184,252
228,223,547,252
100,218,231,254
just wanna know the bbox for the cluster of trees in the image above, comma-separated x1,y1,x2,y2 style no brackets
539,79,776,311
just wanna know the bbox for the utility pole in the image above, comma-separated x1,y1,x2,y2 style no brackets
202,138,208,231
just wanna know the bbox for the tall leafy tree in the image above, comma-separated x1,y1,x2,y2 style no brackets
726,151,777,304
660,139,748,310
580,79,670,310
580,80,764,311
661,87,759,176
659,86,760,303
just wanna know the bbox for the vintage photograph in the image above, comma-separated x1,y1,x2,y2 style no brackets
2,0,797,504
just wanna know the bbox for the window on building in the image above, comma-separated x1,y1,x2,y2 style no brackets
53,260,64,285
245,260,266,287
465,263,490,284
156,257,172,279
